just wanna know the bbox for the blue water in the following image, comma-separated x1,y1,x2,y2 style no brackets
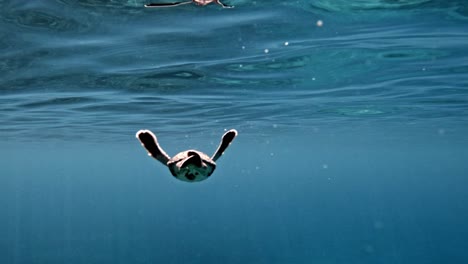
1,0,468,263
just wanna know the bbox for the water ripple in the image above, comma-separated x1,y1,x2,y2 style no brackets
308,0,432,11
10,10,82,31
1,1,468,141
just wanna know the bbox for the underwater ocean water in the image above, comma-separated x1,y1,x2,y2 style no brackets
1,0,468,263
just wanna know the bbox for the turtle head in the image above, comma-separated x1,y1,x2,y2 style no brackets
181,151,203,168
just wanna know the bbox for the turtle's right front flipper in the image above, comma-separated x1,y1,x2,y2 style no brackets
136,130,171,165
144,1,192,8
215,0,234,8
211,129,238,162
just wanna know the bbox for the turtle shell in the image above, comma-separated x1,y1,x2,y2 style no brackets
167,150,216,182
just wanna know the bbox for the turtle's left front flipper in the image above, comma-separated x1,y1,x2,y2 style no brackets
145,1,192,8
211,129,237,162
136,130,171,165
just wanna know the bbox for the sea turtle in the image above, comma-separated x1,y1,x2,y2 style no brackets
144,0,233,8
136,129,237,182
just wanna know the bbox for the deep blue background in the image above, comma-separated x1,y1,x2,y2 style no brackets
2,130,468,263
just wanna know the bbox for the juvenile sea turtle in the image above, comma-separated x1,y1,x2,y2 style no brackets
136,129,238,182
144,0,233,8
